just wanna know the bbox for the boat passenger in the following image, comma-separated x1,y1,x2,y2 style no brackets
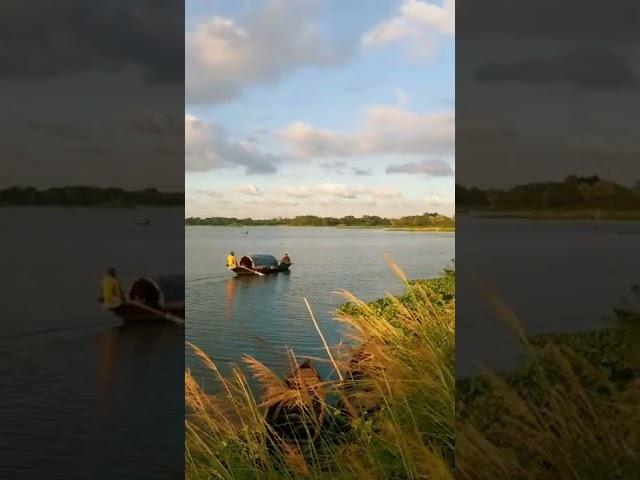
281,253,291,264
101,267,124,307
227,251,238,269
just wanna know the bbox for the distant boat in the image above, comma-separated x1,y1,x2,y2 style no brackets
101,275,184,324
229,254,292,276
241,231,249,234
135,218,150,227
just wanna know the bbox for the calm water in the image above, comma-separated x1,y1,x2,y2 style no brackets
457,217,640,377
0,208,183,480
186,227,455,386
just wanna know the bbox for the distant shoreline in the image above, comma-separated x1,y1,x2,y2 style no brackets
458,209,640,221
1,203,183,208
185,224,455,232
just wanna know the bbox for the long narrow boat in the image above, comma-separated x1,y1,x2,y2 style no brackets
230,254,292,276
101,275,185,324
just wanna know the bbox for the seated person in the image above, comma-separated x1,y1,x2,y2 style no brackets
100,267,124,307
281,253,291,264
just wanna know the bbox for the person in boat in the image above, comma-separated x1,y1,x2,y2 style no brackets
281,253,291,265
100,267,124,307
227,251,238,269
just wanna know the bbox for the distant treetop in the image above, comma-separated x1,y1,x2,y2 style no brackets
0,186,183,207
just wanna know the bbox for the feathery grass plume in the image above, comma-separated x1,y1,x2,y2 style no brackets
186,263,457,479
457,295,640,480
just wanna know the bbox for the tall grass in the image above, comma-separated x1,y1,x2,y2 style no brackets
456,292,640,479
185,263,456,479
186,263,639,479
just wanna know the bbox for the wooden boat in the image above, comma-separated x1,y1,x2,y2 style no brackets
101,275,184,324
229,254,292,276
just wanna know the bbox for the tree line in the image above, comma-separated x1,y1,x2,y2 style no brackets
457,176,640,210
0,186,184,206
186,212,455,228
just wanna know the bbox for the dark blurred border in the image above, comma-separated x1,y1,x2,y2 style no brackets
456,1,640,477
0,2,184,479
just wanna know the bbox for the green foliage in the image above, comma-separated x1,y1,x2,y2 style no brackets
186,269,456,479
457,323,640,479
339,268,455,322
185,212,455,228
457,175,640,211
0,185,183,207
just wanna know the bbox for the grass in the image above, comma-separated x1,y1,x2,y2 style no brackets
185,262,456,479
456,297,640,479
186,263,639,479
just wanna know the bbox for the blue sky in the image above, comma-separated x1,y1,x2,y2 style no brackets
186,0,454,218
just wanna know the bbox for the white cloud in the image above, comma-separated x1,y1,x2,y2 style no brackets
247,198,299,206
235,184,263,196
386,159,454,176
363,0,455,58
186,1,349,105
188,188,223,199
280,183,402,200
423,193,452,206
283,186,315,198
279,106,454,158
185,114,282,174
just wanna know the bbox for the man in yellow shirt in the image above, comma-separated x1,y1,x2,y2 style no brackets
101,267,124,307
227,251,238,269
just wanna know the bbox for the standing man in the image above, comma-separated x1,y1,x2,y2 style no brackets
227,251,238,269
100,267,124,307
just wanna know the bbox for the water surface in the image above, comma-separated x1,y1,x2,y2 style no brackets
0,208,183,480
457,217,640,376
186,226,454,386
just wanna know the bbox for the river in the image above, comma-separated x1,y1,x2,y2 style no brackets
186,226,455,387
0,208,184,480
457,216,640,377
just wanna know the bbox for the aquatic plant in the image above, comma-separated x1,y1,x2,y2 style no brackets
456,296,640,479
186,264,639,479
185,263,455,479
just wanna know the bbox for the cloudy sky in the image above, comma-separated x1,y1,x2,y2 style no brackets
0,1,184,191
456,0,640,189
186,0,455,219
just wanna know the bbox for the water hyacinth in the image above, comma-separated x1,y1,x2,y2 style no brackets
186,263,456,479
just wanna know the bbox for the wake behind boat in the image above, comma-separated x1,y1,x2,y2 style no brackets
228,253,292,276
100,274,185,324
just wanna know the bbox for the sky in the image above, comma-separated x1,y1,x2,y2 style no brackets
185,0,455,219
0,1,184,191
455,0,640,189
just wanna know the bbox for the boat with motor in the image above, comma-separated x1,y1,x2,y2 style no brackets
229,254,292,276
100,275,184,324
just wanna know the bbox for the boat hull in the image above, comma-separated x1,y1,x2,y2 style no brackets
105,301,184,323
231,263,292,276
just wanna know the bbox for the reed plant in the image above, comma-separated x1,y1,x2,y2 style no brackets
186,262,639,479
185,261,456,479
456,289,640,480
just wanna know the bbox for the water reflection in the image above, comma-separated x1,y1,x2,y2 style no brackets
224,278,236,321
95,322,182,428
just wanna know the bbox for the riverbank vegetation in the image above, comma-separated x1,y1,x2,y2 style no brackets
185,212,455,229
185,266,639,479
456,296,640,479
186,265,456,479
0,186,183,207
457,175,640,219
